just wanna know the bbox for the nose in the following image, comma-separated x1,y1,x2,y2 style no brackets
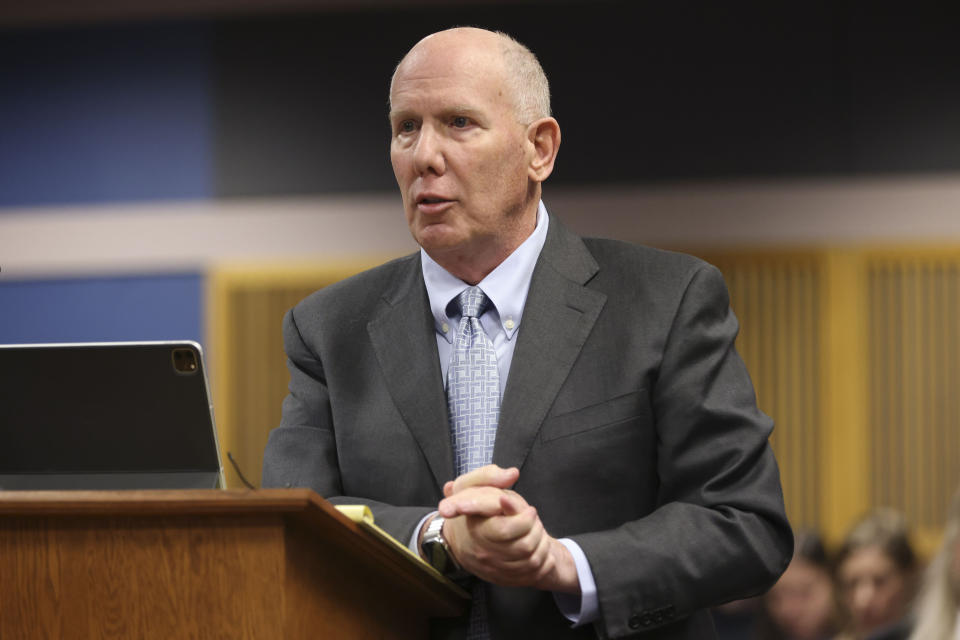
851,581,875,614
412,124,445,176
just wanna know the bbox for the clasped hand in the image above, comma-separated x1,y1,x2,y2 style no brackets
431,465,579,594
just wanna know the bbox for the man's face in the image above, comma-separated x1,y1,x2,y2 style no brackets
389,32,536,273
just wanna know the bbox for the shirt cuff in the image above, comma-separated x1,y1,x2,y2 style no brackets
553,538,599,626
409,511,437,556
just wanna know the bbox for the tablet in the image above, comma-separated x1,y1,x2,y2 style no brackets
0,341,225,490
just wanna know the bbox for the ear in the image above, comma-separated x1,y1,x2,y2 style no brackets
525,117,561,183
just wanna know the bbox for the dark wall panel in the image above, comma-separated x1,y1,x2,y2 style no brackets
845,4,960,172
0,23,214,207
211,2,960,197
1,3,957,205
211,13,402,196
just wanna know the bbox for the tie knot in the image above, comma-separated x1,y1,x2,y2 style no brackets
456,286,490,319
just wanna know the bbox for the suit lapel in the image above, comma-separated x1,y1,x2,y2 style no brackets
367,256,454,490
494,217,607,472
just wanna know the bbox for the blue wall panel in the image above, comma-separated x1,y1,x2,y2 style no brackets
0,274,203,346
0,23,213,208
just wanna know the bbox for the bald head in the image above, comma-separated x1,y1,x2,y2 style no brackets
390,27,551,125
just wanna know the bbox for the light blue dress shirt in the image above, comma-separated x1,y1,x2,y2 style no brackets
413,201,599,626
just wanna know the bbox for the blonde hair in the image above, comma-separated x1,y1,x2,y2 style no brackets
910,491,960,640
835,508,918,575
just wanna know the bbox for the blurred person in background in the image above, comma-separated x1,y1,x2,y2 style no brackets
712,596,762,640
756,528,839,640
909,490,960,640
834,509,919,640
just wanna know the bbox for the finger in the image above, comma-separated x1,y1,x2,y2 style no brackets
473,512,545,562
450,465,519,494
443,480,455,498
438,486,509,518
492,540,553,580
474,506,538,543
448,515,554,588
499,491,527,516
501,531,554,577
444,485,530,518
475,536,556,587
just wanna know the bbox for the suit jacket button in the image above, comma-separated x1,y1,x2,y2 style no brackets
653,611,664,623
628,615,641,630
640,614,653,626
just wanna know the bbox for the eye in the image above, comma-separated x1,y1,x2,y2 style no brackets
451,116,469,128
397,120,417,134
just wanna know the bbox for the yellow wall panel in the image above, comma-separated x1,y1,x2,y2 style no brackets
696,251,825,532
207,247,960,554
207,260,387,489
863,251,960,550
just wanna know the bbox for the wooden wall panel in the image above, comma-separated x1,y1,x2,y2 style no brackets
696,251,824,531
207,247,960,551
865,251,960,545
208,262,385,489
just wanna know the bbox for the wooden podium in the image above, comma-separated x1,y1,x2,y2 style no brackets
0,489,468,639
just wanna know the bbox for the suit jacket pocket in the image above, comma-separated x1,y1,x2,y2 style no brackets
540,389,648,443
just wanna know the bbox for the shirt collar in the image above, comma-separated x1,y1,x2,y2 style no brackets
421,200,550,343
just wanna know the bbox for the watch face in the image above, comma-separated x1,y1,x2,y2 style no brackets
423,540,449,572
422,517,465,577
422,519,453,573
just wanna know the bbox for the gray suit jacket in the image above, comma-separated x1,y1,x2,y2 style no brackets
263,215,792,639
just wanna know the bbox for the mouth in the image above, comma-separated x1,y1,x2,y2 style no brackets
415,194,456,213
416,195,454,205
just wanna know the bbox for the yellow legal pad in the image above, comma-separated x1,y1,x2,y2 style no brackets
334,504,445,579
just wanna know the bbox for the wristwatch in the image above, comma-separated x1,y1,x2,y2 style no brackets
420,516,463,576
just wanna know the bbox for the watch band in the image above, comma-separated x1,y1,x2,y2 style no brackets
421,515,463,575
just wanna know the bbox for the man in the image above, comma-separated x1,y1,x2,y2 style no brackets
263,27,792,639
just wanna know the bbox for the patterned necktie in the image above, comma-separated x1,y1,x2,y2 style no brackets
447,286,500,640
448,286,500,476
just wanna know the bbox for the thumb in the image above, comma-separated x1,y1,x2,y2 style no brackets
499,491,527,516
449,465,519,494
